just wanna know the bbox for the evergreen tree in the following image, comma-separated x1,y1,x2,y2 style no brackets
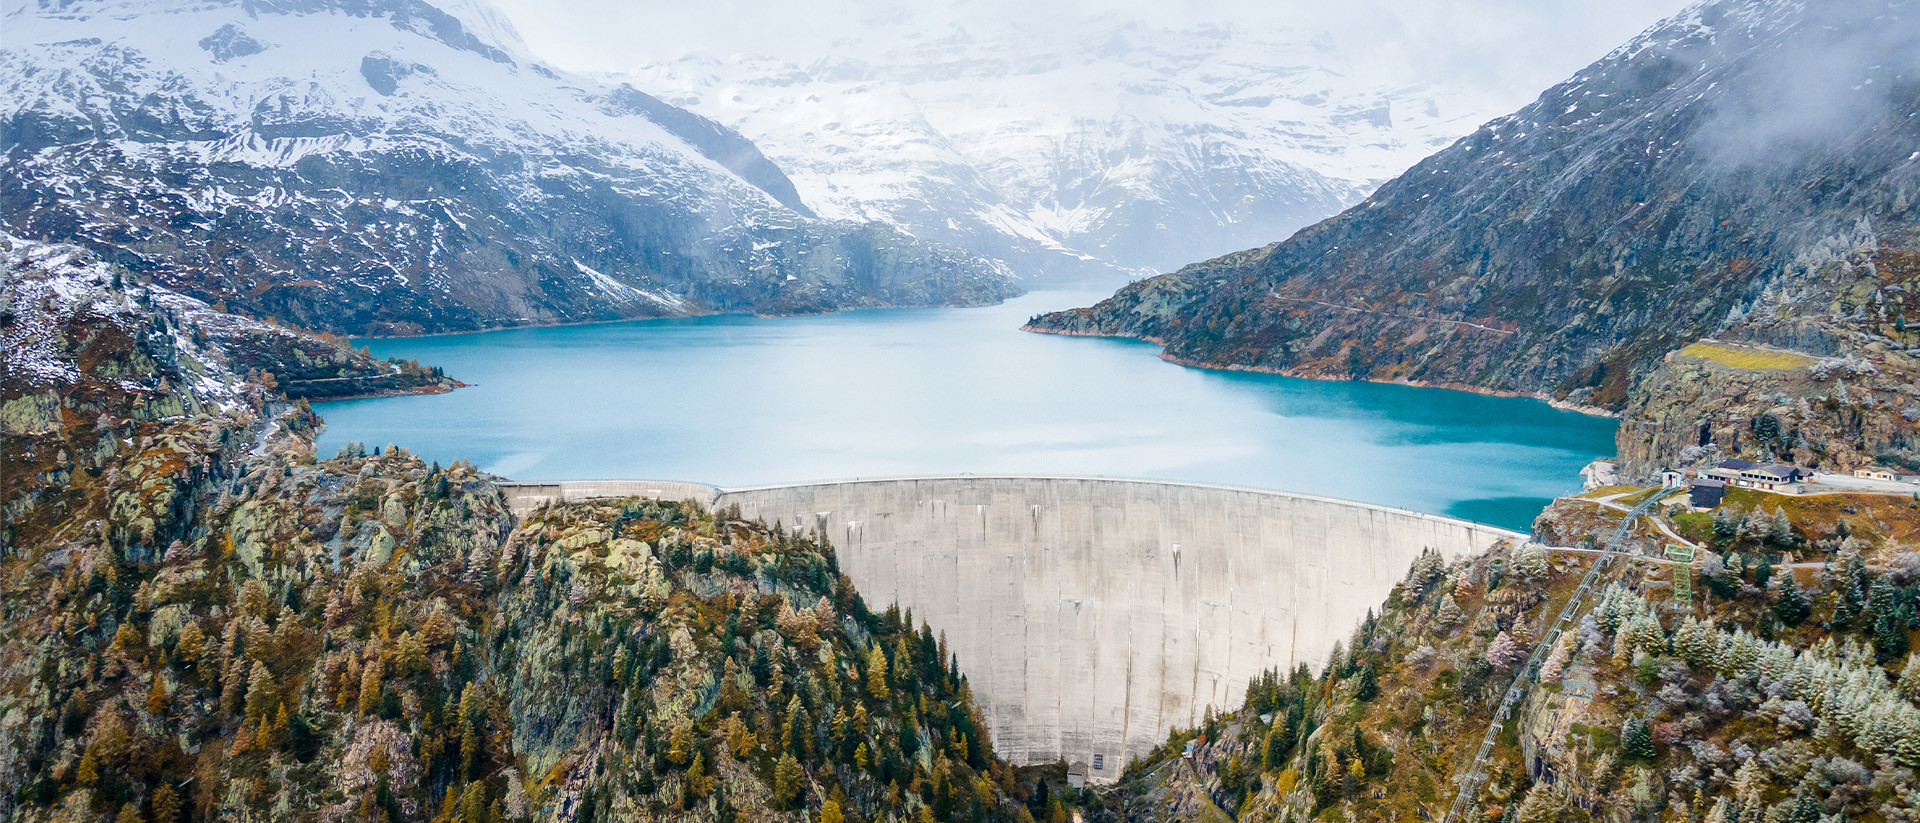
147,673,169,715
750,644,773,687
685,753,711,800
1781,774,1824,823
1263,725,1291,770
773,754,804,809
1353,664,1379,702
1899,654,1920,702
1768,508,1793,546
1487,631,1525,670
865,645,890,701
1513,782,1560,823
1621,717,1656,762
1703,797,1731,823
1775,574,1811,627
244,660,275,727
1874,607,1912,664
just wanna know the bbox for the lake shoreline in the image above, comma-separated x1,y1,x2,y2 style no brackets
1021,324,1622,420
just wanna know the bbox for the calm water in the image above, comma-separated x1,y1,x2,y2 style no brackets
314,286,1615,531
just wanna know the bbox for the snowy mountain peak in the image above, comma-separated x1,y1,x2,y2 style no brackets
0,0,1017,335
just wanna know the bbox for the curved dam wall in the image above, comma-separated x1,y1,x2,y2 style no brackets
500,477,1520,782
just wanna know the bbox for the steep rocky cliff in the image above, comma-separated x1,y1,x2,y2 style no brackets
0,0,1018,336
1027,0,1920,475
0,233,1045,823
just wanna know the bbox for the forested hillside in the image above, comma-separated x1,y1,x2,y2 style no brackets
0,234,1050,823
1111,499,1920,822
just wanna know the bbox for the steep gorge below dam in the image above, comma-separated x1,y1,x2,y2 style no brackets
502,476,1519,782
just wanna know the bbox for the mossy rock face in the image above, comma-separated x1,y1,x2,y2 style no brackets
0,392,62,436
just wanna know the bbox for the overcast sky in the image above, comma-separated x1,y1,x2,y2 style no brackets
485,0,1694,114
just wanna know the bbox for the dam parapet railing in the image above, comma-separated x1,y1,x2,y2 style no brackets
497,475,1524,784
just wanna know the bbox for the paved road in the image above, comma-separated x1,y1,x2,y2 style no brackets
1809,473,1920,495
1583,490,1699,549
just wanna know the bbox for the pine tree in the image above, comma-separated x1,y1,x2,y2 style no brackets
865,645,890,701
1676,618,1720,669
1775,574,1811,627
1513,782,1559,823
358,661,383,716
784,696,811,757
686,753,711,800
1781,773,1823,823
1621,717,1655,761
818,798,844,823
396,631,427,675
668,725,694,767
1540,631,1575,682
147,673,170,715
1730,758,1766,809
1263,725,1291,770
726,714,755,758
174,624,205,670
460,781,485,823
773,754,804,809
1875,607,1912,664
1352,664,1379,702
244,660,275,727
1898,654,1920,702
1487,631,1525,670
1702,797,1731,823
1768,508,1793,546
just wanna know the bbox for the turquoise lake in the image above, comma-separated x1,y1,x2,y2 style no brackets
314,285,1617,531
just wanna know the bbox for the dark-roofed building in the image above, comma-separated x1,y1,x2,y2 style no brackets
1699,459,1808,493
1689,478,1726,509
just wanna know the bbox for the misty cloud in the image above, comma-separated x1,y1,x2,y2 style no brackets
483,0,1691,119
1693,0,1920,169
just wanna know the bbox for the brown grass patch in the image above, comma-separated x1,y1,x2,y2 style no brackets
1677,342,1817,370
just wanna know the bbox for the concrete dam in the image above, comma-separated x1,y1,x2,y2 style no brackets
500,477,1521,782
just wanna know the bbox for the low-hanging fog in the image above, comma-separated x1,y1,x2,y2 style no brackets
483,0,1694,125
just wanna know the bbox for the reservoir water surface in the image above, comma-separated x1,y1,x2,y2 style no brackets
314,285,1616,531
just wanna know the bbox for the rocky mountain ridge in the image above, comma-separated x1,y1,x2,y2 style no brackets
1027,0,1920,477
0,0,1019,336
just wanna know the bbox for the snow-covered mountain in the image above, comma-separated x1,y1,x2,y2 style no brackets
619,14,1484,278
0,0,1017,336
